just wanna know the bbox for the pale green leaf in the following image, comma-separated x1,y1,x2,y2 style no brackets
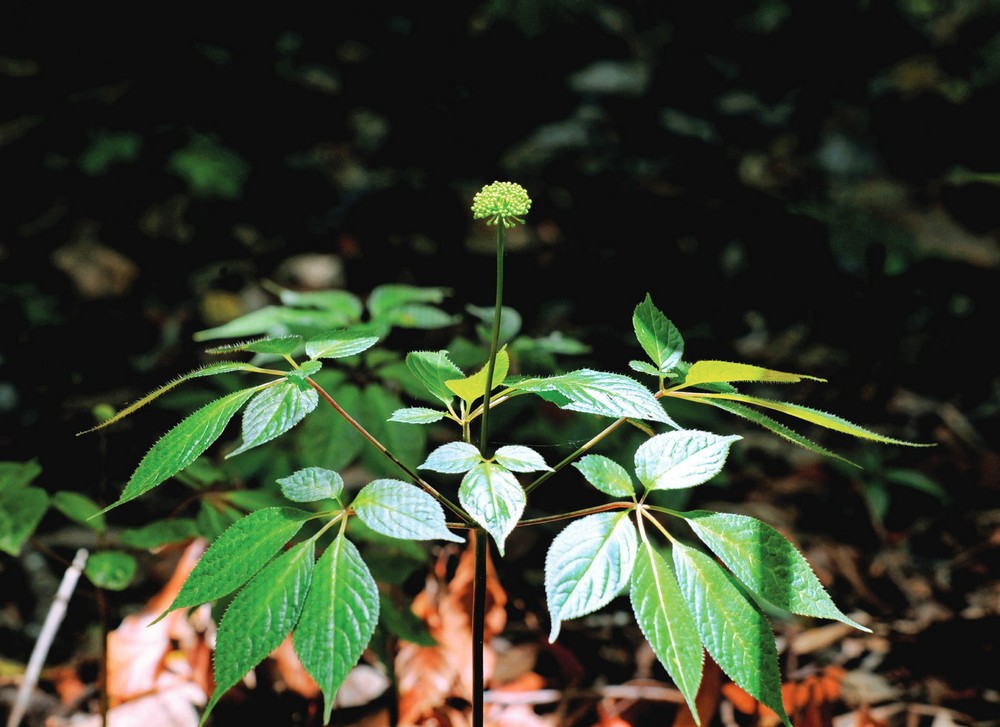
406,350,464,406
52,491,106,533
633,294,684,372
276,288,364,321
163,507,311,619
118,519,199,549
381,303,459,329
367,284,451,318
572,454,635,498
629,360,664,377
445,346,510,404
78,362,264,434
634,430,741,491
493,445,551,473
305,330,380,360
459,462,525,555
85,551,137,591
227,381,318,457
0,460,42,493
682,511,870,631
206,540,314,720
109,388,257,511
467,304,522,345
630,543,704,721
286,360,322,382
683,393,933,446
420,441,483,474
682,360,825,388
673,542,791,727
354,479,464,543
205,335,304,356
294,536,379,724
512,369,675,425
0,487,49,556
193,306,358,342
389,407,447,424
277,467,343,503
545,511,638,641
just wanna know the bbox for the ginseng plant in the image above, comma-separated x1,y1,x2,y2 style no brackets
82,181,930,726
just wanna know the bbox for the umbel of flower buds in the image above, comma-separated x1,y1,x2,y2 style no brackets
471,181,532,226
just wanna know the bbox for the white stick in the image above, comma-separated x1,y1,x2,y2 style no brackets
6,548,89,727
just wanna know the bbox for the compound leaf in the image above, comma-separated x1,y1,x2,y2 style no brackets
227,380,318,457
353,479,464,543
459,462,525,556
634,430,741,491
633,294,684,373
512,369,674,425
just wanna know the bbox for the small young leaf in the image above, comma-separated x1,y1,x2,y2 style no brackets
84,551,137,590
205,335,304,356
286,360,323,382
682,360,825,388
109,388,258,511
545,510,638,641
512,369,675,425
673,542,791,727
459,462,525,555
389,407,447,424
633,294,684,372
227,381,319,457
163,507,312,619
406,350,464,405
353,479,464,543
294,536,379,724
572,454,635,498
682,510,870,631
493,445,551,473
445,346,510,404
277,467,344,503
630,543,704,721
206,540,315,720
52,491,106,533
684,393,933,447
634,430,742,491
629,360,664,377
0,487,48,556
305,330,380,360
420,441,483,474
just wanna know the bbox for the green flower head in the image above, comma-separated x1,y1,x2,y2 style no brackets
471,181,532,226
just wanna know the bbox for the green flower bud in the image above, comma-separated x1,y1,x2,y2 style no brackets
471,181,532,226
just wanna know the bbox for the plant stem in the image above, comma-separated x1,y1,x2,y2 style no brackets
472,528,488,727
479,220,505,459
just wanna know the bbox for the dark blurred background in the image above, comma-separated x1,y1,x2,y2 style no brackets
2,3,998,724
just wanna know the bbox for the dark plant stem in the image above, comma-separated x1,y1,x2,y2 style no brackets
472,220,506,727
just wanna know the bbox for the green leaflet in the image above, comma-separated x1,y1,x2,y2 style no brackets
294,535,379,724
406,350,464,405
459,462,525,556
630,543,704,722
78,362,264,435
493,445,551,473
682,360,826,388
84,551,137,591
275,287,364,321
634,430,742,491
161,507,312,621
277,467,344,503
0,486,48,556
204,540,315,722
353,479,464,543
381,303,460,329
467,304,521,345
0,459,42,494
107,388,258,512
193,306,358,342
545,511,638,641
633,294,684,373
672,542,791,727
205,335,304,356
682,511,870,631
389,407,447,424
572,454,635,498
682,392,932,446
420,441,482,474
118,519,199,549
445,346,510,404
305,330,380,360
52,492,106,533
227,380,319,457
511,369,675,425
367,284,451,318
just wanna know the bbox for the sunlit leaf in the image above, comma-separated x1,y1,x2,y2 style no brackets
445,346,510,404
673,542,791,727
420,441,483,474
633,294,684,372
546,510,637,641
227,381,318,457
294,536,379,724
305,330,380,360
572,454,635,498
634,430,741,491
493,445,551,473
389,407,447,424
682,511,870,631
277,467,344,503
512,369,675,424
406,350,464,406
459,462,525,555
630,543,703,721
353,479,464,543
205,336,304,356
681,360,826,388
